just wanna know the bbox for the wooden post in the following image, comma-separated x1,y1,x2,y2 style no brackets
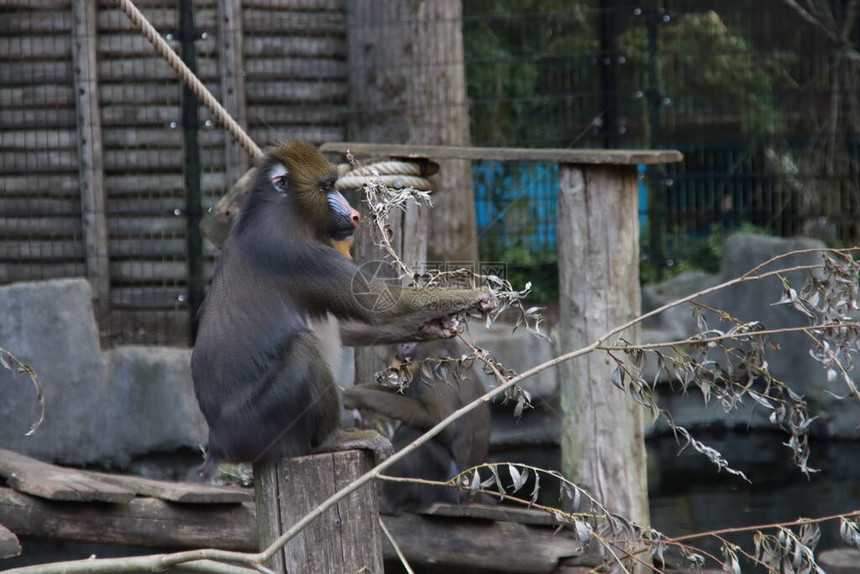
556,165,649,545
71,0,110,317
254,450,384,574
217,0,249,186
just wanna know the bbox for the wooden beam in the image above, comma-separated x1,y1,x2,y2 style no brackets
217,0,249,186
0,488,256,551
320,142,683,165
556,165,650,563
72,0,110,317
254,451,384,574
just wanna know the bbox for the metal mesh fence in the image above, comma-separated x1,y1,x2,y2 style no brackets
1,0,857,344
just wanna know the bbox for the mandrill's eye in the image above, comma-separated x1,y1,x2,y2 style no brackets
272,174,288,194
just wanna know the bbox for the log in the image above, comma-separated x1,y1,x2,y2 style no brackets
0,85,75,108
110,260,188,283
107,216,186,235
0,216,82,238
243,55,346,80
0,11,71,34
0,0,69,9
254,450,383,574
244,80,347,104
243,36,345,59
249,125,345,147
556,165,649,561
111,285,189,309
0,262,86,283
218,0,250,187
0,151,78,173
0,61,73,84
99,83,180,105
0,36,72,60
244,105,345,126
73,0,111,316
98,58,220,82
100,104,181,126
241,0,343,10
0,240,84,260
0,198,80,217
243,9,345,34
102,148,225,171
0,130,77,151
1,175,80,196
0,487,255,551
103,127,229,148
105,172,226,196
0,108,76,128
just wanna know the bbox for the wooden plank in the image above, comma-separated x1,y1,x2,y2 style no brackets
243,9,344,34
243,36,345,58
105,172,226,196
0,11,72,34
88,471,252,503
380,512,582,573
254,451,384,574
103,148,225,171
0,85,75,109
0,487,256,551
110,260,188,282
0,523,21,559
244,80,347,104
0,61,73,84
241,0,343,10
110,237,218,258
556,166,649,560
0,216,82,238
0,198,80,217
0,108,76,129
1,175,80,197
0,151,79,173
244,105,345,126
100,104,181,126
0,240,84,260
0,37,72,61
99,83,180,105
73,0,110,317
0,449,134,503
218,0,250,187
110,285,187,309
98,58,220,82
97,34,180,58
0,130,77,151
0,0,70,9
244,56,346,79
249,125,345,147
418,502,555,526
103,127,227,149
320,143,684,165
0,262,86,283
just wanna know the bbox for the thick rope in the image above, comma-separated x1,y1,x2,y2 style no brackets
115,0,263,161
335,161,433,192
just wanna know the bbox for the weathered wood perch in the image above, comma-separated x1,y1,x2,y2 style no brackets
254,450,384,574
0,449,587,572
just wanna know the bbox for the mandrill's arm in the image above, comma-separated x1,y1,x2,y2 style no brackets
339,314,462,346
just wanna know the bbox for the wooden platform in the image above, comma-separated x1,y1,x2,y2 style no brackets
0,449,587,572
319,142,683,165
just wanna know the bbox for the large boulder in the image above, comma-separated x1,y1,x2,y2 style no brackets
0,279,207,468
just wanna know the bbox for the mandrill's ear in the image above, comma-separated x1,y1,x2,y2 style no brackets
269,162,289,194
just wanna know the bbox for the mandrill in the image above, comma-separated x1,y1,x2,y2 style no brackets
191,140,495,472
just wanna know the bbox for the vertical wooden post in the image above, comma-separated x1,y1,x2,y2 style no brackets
71,0,110,317
217,0,248,186
556,165,650,536
254,450,384,574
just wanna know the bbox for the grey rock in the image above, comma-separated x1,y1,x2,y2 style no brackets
819,548,860,574
0,279,111,465
0,278,207,468
470,323,558,398
104,346,207,465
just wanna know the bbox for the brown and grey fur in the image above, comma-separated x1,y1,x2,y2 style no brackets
191,141,493,468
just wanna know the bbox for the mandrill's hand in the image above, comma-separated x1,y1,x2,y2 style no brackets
419,314,462,339
473,289,499,314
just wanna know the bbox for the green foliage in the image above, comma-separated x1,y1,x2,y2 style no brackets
463,0,597,145
619,10,796,136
